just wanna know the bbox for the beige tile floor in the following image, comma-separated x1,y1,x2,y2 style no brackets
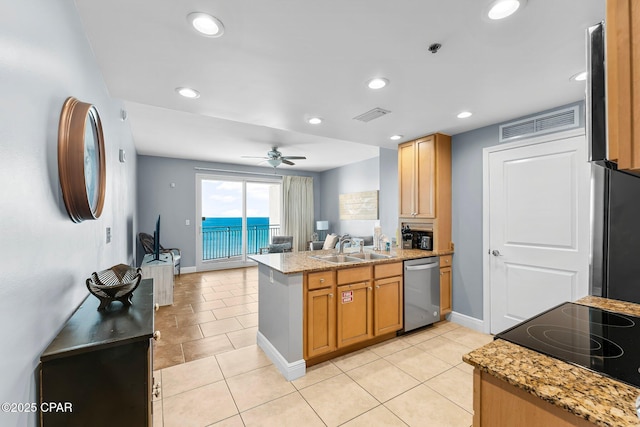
152,267,493,427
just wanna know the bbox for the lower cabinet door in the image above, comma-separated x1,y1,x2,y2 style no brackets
374,275,403,335
306,287,336,358
440,266,452,319
337,282,373,348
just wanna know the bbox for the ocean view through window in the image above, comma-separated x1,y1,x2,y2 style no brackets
199,178,281,262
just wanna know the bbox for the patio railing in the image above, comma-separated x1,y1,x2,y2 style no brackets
202,224,281,260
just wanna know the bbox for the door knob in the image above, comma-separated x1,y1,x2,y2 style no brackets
491,250,502,257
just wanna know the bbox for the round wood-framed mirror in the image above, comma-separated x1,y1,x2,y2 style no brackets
58,97,106,223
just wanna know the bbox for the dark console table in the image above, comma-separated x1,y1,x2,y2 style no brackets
40,279,155,427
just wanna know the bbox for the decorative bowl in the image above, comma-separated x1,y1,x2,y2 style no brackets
86,264,142,310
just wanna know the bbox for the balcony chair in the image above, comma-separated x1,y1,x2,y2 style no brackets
259,235,294,254
138,232,181,275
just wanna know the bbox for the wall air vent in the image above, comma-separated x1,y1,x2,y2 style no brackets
499,105,580,142
353,107,392,123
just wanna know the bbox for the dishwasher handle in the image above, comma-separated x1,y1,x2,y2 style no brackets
405,263,438,271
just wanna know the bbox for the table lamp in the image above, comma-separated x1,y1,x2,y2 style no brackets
316,220,329,241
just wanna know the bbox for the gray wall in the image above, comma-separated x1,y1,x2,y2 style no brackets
379,148,399,242
0,1,137,425
317,149,398,242
450,101,585,320
137,155,321,267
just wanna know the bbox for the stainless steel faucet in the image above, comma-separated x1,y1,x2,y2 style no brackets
337,237,352,254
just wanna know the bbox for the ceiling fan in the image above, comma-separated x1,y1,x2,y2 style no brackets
241,146,307,168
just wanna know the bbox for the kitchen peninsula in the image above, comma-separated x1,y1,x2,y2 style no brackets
249,248,452,380
464,297,640,426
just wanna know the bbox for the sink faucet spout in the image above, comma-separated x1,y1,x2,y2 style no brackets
337,237,353,255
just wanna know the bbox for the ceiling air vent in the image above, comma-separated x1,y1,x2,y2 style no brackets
499,105,579,142
353,107,392,123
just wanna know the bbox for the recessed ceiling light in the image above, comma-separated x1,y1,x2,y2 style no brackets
367,78,389,90
487,0,526,20
188,12,225,37
307,117,323,125
176,87,200,98
390,135,403,141
570,71,587,82
457,111,473,119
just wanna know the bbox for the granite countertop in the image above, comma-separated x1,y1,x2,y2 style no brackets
249,248,453,274
464,296,640,427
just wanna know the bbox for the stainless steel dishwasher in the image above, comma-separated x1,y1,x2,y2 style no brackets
403,257,440,332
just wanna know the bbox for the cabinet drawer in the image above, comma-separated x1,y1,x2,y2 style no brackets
440,255,452,267
337,266,372,285
308,271,335,290
374,262,403,279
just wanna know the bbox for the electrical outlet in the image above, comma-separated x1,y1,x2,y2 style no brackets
185,219,190,226
269,270,274,283
106,227,111,243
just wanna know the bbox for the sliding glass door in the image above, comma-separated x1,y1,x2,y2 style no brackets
196,174,281,271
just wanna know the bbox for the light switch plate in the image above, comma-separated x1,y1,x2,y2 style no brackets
106,227,111,243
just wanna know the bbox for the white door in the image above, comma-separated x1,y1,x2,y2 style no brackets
486,132,590,334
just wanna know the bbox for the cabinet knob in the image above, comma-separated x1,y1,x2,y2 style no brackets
153,330,161,340
368,287,372,291
154,303,159,311
320,278,325,283
329,293,334,298
376,285,380,289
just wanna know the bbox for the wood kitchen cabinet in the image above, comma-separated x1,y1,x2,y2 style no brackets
336,266,373,348
373,262,403,336
398,133,452,251
440,255,453,320
399,136,436,218
303,263,403,363
472,369,593,427
305,271,336,358
606,0,640,174
306,287,337,358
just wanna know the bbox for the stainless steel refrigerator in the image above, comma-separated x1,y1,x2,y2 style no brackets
588,22,640,304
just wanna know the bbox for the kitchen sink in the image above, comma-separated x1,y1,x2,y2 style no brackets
347,252,393,260
310,254,363,264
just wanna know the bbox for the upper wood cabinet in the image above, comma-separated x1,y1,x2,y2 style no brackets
399,136,434,218
398,133,452,251
606,0,640,174
398,133,451,220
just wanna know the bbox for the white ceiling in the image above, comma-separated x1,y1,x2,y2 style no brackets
74,0,605,172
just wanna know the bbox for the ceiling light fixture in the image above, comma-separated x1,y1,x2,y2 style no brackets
176,87,200,98
267,158,282,168
390,135,403,141
457,111,473,119
188,12,225,37
307,117,323,125
487,0,526,20
367,78,389,90
570,71,588,82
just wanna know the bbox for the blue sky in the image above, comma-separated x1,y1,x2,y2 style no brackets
202,180,273,218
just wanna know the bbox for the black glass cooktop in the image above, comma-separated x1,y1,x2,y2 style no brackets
495,302,640,388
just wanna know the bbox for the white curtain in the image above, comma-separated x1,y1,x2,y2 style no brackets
282,175,314,251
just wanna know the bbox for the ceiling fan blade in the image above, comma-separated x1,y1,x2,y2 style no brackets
241,155,269,159
281,159,295,165
281,156,306,160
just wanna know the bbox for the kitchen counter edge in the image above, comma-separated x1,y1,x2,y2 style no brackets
248,248,453,275
463,296,640,427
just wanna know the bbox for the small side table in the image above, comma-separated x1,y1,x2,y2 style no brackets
140,253,174,306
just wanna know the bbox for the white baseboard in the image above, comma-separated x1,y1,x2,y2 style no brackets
448,311,485,333
257,331,306,381
180,266,197,274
